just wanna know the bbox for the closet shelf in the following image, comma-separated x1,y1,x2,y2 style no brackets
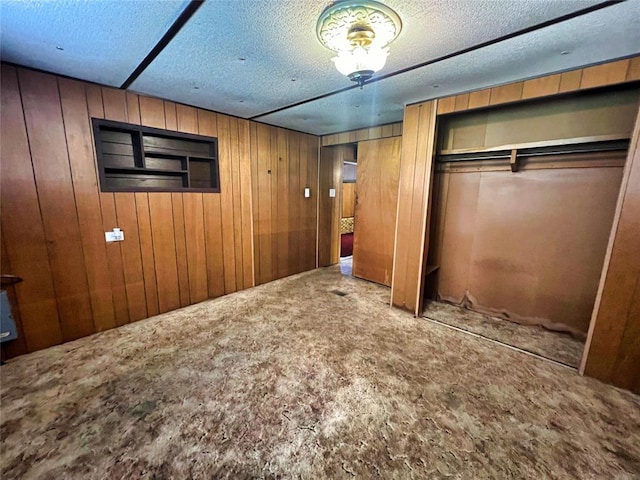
438,133,629,156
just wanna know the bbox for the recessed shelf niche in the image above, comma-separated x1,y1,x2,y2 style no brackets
92,119,220,193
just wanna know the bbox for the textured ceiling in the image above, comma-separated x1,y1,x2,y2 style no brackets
258,0,640,134
1,0,638,135
0,0,188,87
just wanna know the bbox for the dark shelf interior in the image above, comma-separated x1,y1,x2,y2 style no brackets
93,119,219,193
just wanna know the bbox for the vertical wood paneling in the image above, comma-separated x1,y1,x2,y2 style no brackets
127,95,160,318
238,119,255,289
165,102,178,130
99,87,131,327
148,193,181,313
217,114,238,293
626,57,640,81
489,82,523,105
468,89,491,109
229,118,245,289
126,93,141,124
454,93,470,111
176,104,197,133
171,193,191,307
254,125,272,284
582,105,640,394
318,146,345,267
353,138,402,286
19,69,95,340
183,193,208,303
391,100,438,314
288,133,302,274
197,110,225,298
176,105,208,303
307,135,320,271
521,74,561,99
321,122,403,146
203,192,226,297
0,66,62,351
437,96,456,115
1,65,317,357
580,59,630,89
276,128,290,278
299,134,315,272
58,78,116,332
139,96,166,129
269,128,280,279
250,123,262,284
134,192,160,317
114,194,148,321
558,70,583,93
251,127,318,282
100,191,131,327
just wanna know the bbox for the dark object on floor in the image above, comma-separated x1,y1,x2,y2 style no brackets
341,233,353,257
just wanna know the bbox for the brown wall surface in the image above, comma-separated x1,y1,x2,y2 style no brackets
250,124,319,285
322,122,402,147
582,107,640,393
431,159,625,336
439,88,639,152
391,101,438,314
437,57,640,115
0,64,319,356
342,183,356,218
318,146,351,267
353,137,402,286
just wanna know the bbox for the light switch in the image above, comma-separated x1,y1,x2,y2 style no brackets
105,228,124,242
329,188,336,198
304,187,311,198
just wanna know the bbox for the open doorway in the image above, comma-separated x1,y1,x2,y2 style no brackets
340,154,356,276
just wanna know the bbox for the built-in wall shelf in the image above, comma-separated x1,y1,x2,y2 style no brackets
437,134,630,173
93,119,220,193
438,133,630,157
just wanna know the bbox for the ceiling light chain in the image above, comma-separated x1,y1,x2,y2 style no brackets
316,0,402,88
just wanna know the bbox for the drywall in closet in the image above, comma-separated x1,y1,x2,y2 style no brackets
428,87,640,336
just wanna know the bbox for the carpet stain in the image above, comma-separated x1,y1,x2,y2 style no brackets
1,267,639,479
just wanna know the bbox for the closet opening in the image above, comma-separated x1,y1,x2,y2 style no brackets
423,85,639,368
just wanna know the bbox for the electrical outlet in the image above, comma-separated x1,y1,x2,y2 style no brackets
329,188,336,198
105,228,124,242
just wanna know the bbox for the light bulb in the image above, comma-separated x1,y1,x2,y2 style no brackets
332,46,389,77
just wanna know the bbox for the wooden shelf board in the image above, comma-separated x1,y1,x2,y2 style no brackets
104,166,187,175
438,133,630,156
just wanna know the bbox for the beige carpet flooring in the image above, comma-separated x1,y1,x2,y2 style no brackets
1,267,639,479
422,301,585,368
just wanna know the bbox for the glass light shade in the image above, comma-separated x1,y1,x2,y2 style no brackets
332,46,389,77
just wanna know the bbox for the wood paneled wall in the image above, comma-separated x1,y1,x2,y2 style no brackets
437,57,640,115
388,57,640,323
0,64,319,357
342,183,356,218
321,122,403,147
353,137,402,286
250,124,319,285
581,106,640,394
391,101,437,314
318,145,351,266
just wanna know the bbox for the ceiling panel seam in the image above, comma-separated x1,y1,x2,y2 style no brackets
120,0,205,90
249,0,624,121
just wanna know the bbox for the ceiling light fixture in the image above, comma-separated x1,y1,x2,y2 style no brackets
316,0,402,89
